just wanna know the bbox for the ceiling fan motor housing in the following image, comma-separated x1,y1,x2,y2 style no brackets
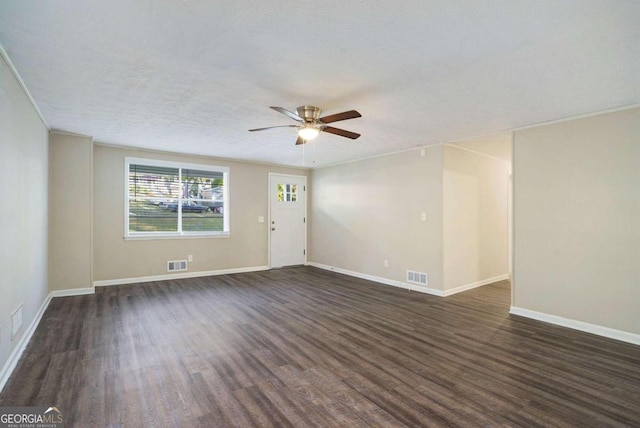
296,106,322,123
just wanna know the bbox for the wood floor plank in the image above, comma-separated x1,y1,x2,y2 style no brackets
1,267,640,427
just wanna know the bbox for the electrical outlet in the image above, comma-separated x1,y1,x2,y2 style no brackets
188,255,193,262
420,148,426,157
384,259,389,268
421,212,427,222
258,216,265,223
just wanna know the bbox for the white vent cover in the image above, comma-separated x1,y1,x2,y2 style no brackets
407,270,428,286
167,260,188,272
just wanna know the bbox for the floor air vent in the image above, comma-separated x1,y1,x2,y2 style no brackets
168,260,188,272
407,270,428,286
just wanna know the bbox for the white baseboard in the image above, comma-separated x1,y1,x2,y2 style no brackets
0,292,52,393
51,287,95,297
307,262,445,296
442,274,510,297
510,306,640,346
93,265,270,287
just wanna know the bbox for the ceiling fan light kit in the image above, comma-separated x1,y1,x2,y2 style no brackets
298,126,320,140
249,105,361,145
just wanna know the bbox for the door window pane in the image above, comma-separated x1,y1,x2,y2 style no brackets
277,183,298,202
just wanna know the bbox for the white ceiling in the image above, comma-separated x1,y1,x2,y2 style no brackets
1,1,639,168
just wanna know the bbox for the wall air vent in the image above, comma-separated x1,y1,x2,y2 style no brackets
167,260,188,272
407,270,428,286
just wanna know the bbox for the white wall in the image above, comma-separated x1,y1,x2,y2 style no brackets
310,146,444,291
443,145,510,291
513,107,640,335
0,51,49,373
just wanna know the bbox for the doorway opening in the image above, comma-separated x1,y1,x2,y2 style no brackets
443,132,513,302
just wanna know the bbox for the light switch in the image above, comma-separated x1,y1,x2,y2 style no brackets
421,212,427,222
258,216,265,223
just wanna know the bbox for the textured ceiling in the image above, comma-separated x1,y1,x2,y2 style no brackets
1,0,639,168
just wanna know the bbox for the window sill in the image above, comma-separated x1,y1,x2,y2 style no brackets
124,232,230,241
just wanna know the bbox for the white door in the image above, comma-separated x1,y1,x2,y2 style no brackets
269,173,307,268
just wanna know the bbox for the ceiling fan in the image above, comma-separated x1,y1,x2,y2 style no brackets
249,106,361,145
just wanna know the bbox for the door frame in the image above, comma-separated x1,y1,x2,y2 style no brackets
509,132,515,307
268,172,308,268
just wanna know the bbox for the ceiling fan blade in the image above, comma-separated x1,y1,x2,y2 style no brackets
295,136,307,145
270,106,303,122
249,125,298,132
319,110,361,124
322,126,361,140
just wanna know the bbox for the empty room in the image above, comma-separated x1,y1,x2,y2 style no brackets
1,1,639,426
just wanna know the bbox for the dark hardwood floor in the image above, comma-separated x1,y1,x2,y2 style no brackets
2,267,639,427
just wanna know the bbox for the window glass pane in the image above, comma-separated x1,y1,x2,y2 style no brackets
182,207,224,232
128,199,179,232
129,165,179,232
129,165,180,199
181,169,224,200
181,169,225,232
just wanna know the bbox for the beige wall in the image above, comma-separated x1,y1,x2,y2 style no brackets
49,132,93,291
0,52,49,371
513,107,640,334
310,146,444,290
93,145,308,282
443,145,510,290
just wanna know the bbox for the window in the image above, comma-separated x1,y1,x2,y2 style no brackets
125,157,229,238
277,183,298,202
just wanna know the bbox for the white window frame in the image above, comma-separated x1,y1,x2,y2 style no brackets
124,157,229,240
